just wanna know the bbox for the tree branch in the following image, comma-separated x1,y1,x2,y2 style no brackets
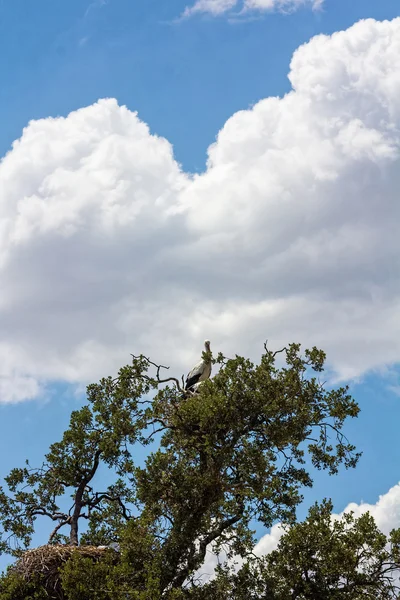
28,508,69,522
87,492,133,521
48,517,71,544
170,510,244,590
131,354,183,392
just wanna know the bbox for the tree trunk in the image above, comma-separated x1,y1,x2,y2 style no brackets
68,450,102,546
69,482,85,546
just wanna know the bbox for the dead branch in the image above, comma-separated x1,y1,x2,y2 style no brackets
48,518,71,544
131,354,184,392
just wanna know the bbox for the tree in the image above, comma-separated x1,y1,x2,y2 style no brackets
0,343,361,598
0,361,152,554
194,500,400,599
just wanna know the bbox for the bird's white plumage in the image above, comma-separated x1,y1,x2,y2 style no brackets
185,340,212,390
191,381,205,393
186,359,209,381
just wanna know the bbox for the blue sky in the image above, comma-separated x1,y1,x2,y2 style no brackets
1,0,400,573
0,0,399,172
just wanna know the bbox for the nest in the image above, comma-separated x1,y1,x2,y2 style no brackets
11,544,118,599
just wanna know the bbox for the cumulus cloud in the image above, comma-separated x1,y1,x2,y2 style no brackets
182,0,322,19
195,522,285,584
0,18,400,402
198,481,400,581
256,481,400,557
340,482,400,535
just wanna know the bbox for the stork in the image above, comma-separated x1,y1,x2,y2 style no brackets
185,340,212,391
181,379,205,400
190,381,205,394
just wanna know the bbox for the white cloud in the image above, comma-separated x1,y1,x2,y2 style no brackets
0,374,41,405
258,482,400,556
182,0,238,18
253,522,286,555
1,18,400,402
182,0,322,19
198,482,400,582
341,482,400,535
84,0,108,18
196,521,285,584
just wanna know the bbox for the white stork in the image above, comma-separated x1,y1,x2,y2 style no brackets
185,340,212,391
191,381,205,394
181,378,206,400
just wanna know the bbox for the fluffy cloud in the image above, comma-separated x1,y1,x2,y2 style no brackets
1,18,400,401
196,521,285,584
340,482,400,535
198,482,400,581
258,481,400,556
182,0,322,19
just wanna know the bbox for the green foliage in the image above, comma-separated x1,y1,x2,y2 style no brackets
264,499,395,599
0,343,364,598
0,359,154,554
60,552,117,600
196,500,400,599
0,569,48,600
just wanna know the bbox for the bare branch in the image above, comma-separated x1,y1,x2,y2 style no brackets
28,508,69,522
272,346,288,359
264,339,288,358
131,354,184,392
48,517,71,544
87,492,133,521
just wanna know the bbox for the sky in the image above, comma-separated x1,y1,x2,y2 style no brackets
1,0,400,574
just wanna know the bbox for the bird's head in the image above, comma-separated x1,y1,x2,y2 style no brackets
204,340,211,351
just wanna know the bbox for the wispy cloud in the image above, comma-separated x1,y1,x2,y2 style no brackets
182,0,323,19
78,36,90,47
84,0,108,19
182,0,238,18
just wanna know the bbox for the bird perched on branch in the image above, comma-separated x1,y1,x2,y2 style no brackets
185,340,212,391
190,381,205,394
180,379,205,401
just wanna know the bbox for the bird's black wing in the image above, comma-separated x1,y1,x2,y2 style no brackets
185,372,201,390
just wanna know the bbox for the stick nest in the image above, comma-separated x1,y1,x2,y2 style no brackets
11,544,117,599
